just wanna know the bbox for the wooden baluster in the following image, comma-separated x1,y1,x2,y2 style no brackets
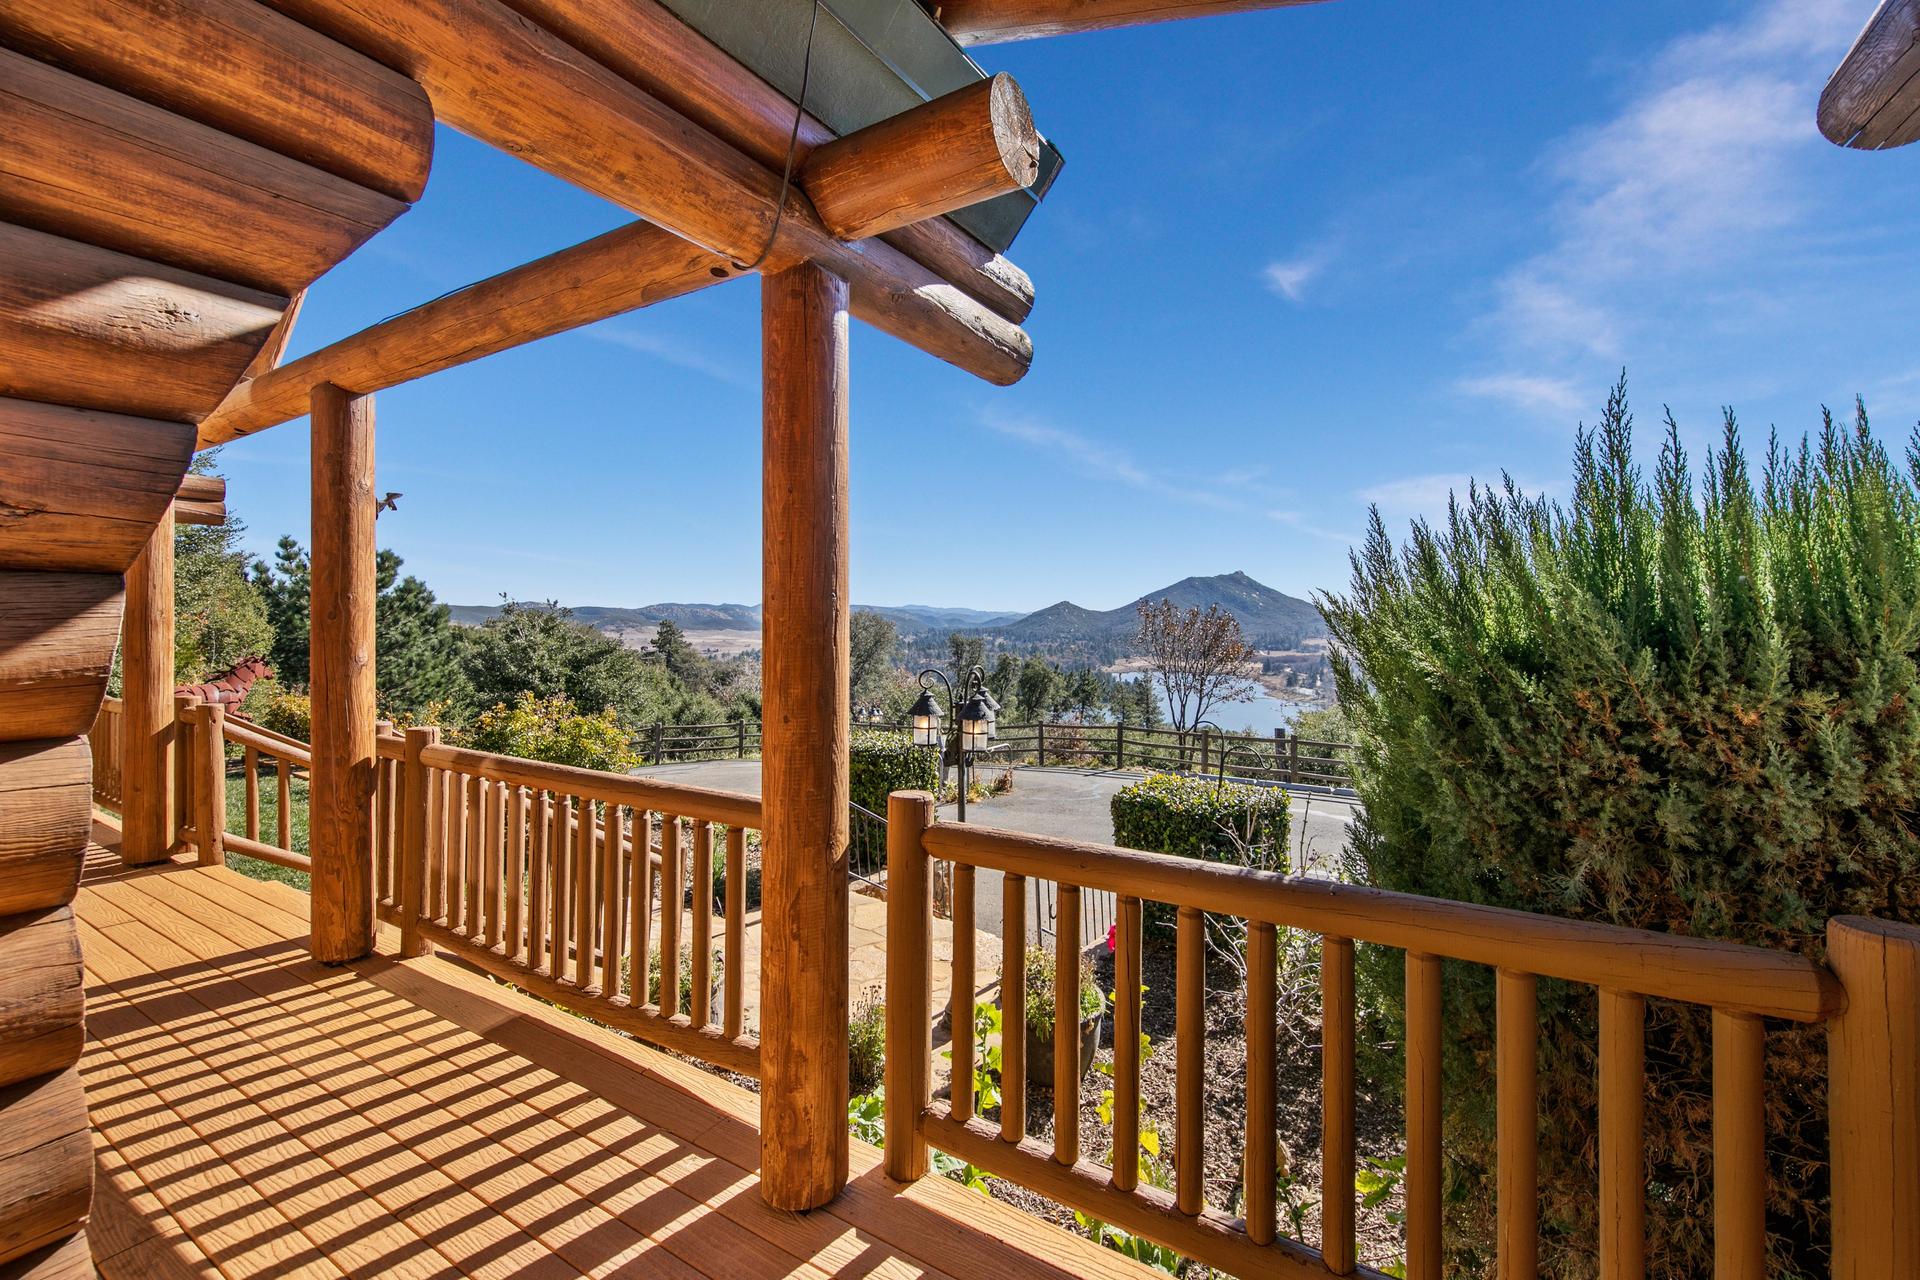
244,745,260,840
601,803,624,996
399,728,437,958
1321,936,1356,1273
630,811,654,1007
723,826,746,1037
690,820,713,1027
1712,1010,1765,1280
445,771,466,929
1112,894,1142,1192
1000,871,1026,1142
574,795,596,990
1599,990,1646,1280
1245,920,1277,1244
951,862,977,1122
465,773,483,939
426,768,445,921
528,790,550,973
1053,883,1082,1164
661,815,684,1013
1498,969,1539,1279
1406,952,1443,1280
277,756,292,851
482,779,502,949
374,740,393,906
505,785,526,962
884,791,935,1180
549,791,571,980
1176,905,1204,1215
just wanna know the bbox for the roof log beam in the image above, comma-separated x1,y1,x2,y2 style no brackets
932,0,1327,45
801,75,1039,243
257,0,1034,385
502,0,1035,323
197,220,735,446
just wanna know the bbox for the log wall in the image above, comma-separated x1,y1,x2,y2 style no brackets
0,5,431,1267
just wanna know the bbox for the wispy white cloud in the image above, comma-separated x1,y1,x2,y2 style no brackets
589,325,744,384
1358,471,1557,528
1468,0,1859,377
1262,248,1330,303
1265,509,1360,546
1457,372,1587,418
977,407,1241,511
1356,473,1479,522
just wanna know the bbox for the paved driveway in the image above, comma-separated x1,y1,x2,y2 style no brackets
634,760,1361,949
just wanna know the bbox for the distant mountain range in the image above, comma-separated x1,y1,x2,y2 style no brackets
445,600,1023,634
449,571,1324,648
994,571,1323,647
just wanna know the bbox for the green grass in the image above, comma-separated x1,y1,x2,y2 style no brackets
222,763,311,891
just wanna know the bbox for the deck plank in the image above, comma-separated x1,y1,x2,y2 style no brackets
73,842,1160,1280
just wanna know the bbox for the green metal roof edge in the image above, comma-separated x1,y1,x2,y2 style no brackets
654,0,1061,253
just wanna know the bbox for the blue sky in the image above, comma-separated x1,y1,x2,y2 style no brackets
216,0,1920,615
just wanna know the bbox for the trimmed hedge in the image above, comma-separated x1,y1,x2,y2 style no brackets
850,728,939,814
1110,772,1289,872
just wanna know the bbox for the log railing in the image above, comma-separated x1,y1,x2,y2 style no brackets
88,696,124,811
879,793,1919,1279
396,735,762,1077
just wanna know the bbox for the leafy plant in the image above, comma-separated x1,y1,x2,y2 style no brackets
1322,380,1920,1273
467,691,641,773
1019,945,1105,1038
1110,772,1288,869
847,1088,885,1146
848,728,940,814
849,991,886,1094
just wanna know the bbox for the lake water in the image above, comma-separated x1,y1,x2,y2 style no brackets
1120,673,1314,736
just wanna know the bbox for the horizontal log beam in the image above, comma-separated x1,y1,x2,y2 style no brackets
197,220,735,446
0,908,84,1089
1819,0,1920,149
801,75,1039,242
260,0,1032,385
500,0,1035,323
172,474,227,527
934,0,1326,44
0,0,432,200
0,222,286,424
0,48,407,296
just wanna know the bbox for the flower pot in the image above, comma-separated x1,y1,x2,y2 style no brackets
1025,1013,1102,1088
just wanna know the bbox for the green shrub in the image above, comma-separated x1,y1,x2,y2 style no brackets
467,692,640,773
849,728,939,814
242,678,311,742
849,991,886,1093
1321,382,1920,1275
1109,772,1288,870
1019,944,1105,1037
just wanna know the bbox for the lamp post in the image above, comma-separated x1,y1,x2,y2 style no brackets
912,665,995,821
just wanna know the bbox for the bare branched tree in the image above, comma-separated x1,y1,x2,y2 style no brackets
1134,599,1256,732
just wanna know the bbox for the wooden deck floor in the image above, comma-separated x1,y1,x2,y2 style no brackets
75,829,1155,1279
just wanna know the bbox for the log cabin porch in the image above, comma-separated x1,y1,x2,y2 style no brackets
7,0,1920,1276
75,817,1146,1280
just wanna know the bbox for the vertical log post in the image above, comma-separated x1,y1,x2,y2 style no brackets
759,261,852,1210
121,510,175,863
400,726,438,958
1828,916,1920,1280
309,382,377,964
193,699,226,867
885,789,935,1181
